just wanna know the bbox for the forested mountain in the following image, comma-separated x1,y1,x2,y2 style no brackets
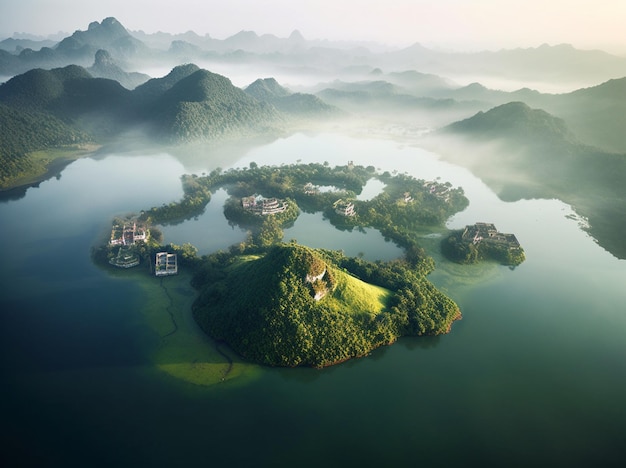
0,65,94,110
0,63,301,188
245,77,338,117
193,243,460,368
445,101,576,146
132,63,201,104
436,102,626,259
0,63,288,144
0,64,135,137
0,103,91,188
547,78,626,153
144,69,283,142
0,65,130,188
433,78,626,153
88,49,150,89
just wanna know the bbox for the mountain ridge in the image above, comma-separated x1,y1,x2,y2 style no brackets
87,49,150,89
0,63,290,188
245,77,338,117
444,101,576,146
145,69,283,142
3,17,626,88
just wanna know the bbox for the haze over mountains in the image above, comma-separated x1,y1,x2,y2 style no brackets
1,16,625,258
429,102,626,258
3,16,625,150
3,17,626,89
2,17,625,154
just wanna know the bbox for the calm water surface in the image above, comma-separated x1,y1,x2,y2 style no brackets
159,188,247,255
1,132,625,467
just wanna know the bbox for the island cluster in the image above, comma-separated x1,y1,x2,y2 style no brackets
94,161,524,367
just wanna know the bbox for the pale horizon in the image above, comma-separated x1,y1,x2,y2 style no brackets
1,0,625,54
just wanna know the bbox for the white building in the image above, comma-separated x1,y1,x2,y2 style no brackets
334,199,356,217
155,252,178,276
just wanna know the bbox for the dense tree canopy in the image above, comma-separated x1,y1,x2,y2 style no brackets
0,103,91,188
101,162,471,367
192,243,460,367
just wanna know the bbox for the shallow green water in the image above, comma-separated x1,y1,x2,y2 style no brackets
1,132,625,467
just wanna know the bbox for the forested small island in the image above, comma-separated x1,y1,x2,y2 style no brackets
95,161,522,367
442,222,526,266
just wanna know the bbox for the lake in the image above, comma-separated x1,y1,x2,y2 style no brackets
1,131,625,467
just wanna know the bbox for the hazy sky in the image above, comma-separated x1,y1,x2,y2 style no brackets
1,0,625,53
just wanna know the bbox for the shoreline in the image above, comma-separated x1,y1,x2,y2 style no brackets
125,268,260,387
0,144,101,194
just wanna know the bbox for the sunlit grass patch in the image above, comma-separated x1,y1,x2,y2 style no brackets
329,269,392,317
133,271,261,387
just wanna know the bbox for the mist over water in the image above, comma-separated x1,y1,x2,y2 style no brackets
3,8,626,465
443,74,595,94
2,130,626,466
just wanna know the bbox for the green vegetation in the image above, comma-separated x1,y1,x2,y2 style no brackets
144,69,282,142
245,77,338,117
101,162,473,368
0,64,285,190
140,174,212,225
138,162,467,244
192,243,460,368
144,162,468,367
0,103,93,189
441,230,526,266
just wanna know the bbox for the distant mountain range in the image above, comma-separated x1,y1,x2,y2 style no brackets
428,77,626,153
310,72,626,153
3,17,626,89
2,17,625,144
0,18,150,75
379,42,626,85
2,16,625,257
314,78,482,127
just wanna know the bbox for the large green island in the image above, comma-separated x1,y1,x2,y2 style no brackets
100,161,523,368
192,242,459,367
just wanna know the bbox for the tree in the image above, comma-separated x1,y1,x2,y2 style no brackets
254,216,284,247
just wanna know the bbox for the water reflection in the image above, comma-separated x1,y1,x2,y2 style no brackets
356,178,386,201
2,131,626,467
399,335,442,351
159,189,247,255
284,212,403,262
